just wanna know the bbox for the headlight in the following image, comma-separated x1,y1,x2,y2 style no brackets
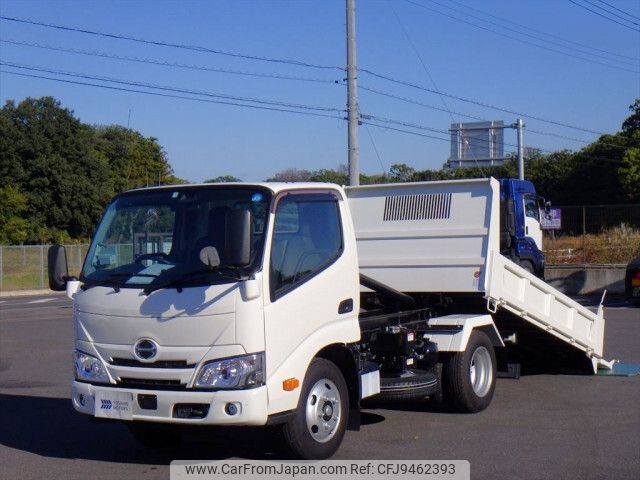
73,350,109,383
195,353,265,389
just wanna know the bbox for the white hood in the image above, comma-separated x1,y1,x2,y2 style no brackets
74,284,238,347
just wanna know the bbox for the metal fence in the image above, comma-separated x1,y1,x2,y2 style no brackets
543,204,640,265
0,244,88,292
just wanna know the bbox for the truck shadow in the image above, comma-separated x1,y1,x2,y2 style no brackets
0,394,284,463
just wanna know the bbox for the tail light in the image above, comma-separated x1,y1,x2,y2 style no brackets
632,270,640,287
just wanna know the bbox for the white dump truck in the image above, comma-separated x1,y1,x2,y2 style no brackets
48,178,612,459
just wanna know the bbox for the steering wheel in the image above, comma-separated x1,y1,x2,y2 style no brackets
134,252,172,265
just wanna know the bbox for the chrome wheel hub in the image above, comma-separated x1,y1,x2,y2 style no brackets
470,346,493,397
305,378,341,443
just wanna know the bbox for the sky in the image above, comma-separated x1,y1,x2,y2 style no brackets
1,0,639,183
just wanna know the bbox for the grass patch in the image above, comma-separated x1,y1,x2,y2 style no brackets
545,225,640,264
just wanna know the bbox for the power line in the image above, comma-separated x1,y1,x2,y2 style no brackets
363,118,625,165
0,62,344,113
389,2,457,123
0,15,345,70
568,0,640,32
447,0,638,62
581,0,640,26
0,69,345,121
0,12,623,140
360,83,633,150
402,0,640,72
594,0,640,22
363,123,387,174
358,69,607,135
0,39,340,84
362,120,451,143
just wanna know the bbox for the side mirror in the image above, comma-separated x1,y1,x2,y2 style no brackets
225,209,253,267
48,244,69,291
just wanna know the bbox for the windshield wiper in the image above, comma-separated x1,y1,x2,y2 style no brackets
143,267,246,295
82,272,159,292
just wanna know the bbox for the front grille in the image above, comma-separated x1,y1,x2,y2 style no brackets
117,377,186,390
110,358,195,369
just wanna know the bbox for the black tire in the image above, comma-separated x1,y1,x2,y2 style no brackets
442,330,496,413
282,358,348,460
127,422,181,448
378,369,438,402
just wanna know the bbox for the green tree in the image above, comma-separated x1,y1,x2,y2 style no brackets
266,168,311,182
0,186,29,244
619,145,640,201
94,125,178,191
205,175,242,183
388,163,416,182
0,97,184,243
622,99,640,134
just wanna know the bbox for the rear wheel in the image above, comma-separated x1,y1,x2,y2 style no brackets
282,358,348,459
442,330,496,413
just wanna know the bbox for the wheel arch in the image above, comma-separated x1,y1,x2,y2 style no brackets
315,343,360,410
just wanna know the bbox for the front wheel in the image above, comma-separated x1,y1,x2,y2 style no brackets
442,330,496,413
282,358,348,459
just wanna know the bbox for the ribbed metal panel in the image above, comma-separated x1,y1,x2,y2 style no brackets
383,193,452,221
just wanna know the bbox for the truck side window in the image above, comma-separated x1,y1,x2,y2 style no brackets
524,195,540,222
271,193,343,299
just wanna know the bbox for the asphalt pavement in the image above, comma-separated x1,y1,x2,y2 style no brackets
0,294,638,480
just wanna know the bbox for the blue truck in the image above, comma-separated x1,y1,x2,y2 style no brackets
499,178,547,278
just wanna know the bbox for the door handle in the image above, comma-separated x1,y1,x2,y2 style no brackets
338,298,354,314
525,226,529,235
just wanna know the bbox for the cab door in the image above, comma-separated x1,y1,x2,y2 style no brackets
523,194,543,251
262,190,360,414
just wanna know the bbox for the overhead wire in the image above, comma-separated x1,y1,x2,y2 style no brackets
1,13,620,142
0,61,344,113
0,69,346,121
363,123,387,174
568,0,640,32
594,0,640,22
447,0,638,62
0,39,340,84
1,13,633,161
0,15,345,70
402,0,640,72
0,68,626,166
580,0,640,27
424,0,639,67
358,68,608,135
389,1,457,123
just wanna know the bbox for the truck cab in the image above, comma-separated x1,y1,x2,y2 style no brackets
498,178,546,278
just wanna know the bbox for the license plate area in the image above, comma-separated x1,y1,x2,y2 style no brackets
94,389,134,420
138,394,158,410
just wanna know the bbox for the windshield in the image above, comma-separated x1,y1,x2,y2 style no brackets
81,186,271,288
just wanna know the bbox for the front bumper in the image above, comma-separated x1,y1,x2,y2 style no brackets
71,381,268,426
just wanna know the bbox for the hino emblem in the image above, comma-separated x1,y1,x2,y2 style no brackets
134,339,158,360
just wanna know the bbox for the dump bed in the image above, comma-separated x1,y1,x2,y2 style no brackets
345,179,611,372
345,178,500,293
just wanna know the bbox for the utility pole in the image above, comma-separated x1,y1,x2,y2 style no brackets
516,118,525,180
346,0,360,186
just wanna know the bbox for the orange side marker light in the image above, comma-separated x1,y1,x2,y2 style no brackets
283,378,299,391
